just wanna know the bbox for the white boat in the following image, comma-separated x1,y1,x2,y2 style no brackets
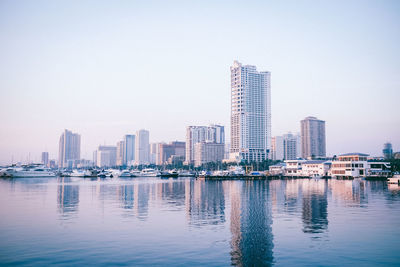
119,170,133,177
178,170,195,177
0,167,13,177
130,170,141,177
7,165,56,178
140,168,160,177
70,170,85,177
388,174,400,185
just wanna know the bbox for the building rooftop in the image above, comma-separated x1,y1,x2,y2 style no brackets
339,153,369,157
303,160,328,164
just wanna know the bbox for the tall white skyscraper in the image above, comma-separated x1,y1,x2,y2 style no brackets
185,125,225,165
301,116,326,159
230,61,271,162
58,129,81,168
135,129,150,165
123,134,135,165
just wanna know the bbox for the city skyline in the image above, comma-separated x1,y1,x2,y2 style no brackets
1,1,400,164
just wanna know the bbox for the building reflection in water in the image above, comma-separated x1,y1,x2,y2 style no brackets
230,181,274,266
185,179,225,226
57,177,79,217
117,182,151,220
301,179,328,234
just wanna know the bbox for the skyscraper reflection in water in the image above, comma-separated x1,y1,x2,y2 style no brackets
185,179,226,226
230,181,274,266
57,177,79,217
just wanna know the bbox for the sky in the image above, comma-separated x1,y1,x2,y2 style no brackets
0,0,399,164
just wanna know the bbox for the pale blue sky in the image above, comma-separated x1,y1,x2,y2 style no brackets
0,0,399,164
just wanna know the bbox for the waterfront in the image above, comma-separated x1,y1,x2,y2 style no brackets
0,177,399,266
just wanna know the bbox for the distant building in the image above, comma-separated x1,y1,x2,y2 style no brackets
49,160,56,169
58,129,81,169
185,125,224,165
301,116,326,159
96,146,117,168
123,135,135,166
149,143,158,164
158,141,185,165
272,133,301,161
116,140,125,166
230,60,271,162
135,129,150,165
41,152,49,167
194,142,225,167
383,142,393,159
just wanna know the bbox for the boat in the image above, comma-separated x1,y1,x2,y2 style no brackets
388,174,400,185
178,170,196,177
160,170,179,178
0,167,14,177
6,165,56,178
119,170,133,177
70,170,85,177
140,168,160,177
130,170,140,177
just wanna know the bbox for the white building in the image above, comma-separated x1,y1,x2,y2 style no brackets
123,134,135,166
135,129,150,165
284,159,307,176
96,146,117,168
301,116,326,159
194,142,225,167
149,143,158,165
331,153,368,178
58,129,81,169
116,140,125,166
272,133,301,161
230,60,271,162
185,125,224,165
301,160,331,177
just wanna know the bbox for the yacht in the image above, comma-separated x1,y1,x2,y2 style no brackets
7,165,56,178
178,170,196,177
140,168,160,177
160,170,179,178
119,170,133,177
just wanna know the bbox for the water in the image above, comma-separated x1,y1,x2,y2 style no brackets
0,177,399,266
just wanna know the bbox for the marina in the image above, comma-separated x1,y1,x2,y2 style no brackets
1,177,399,266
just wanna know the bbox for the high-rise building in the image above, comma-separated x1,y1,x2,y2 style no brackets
383,142,393,159
58,129,81,168
272,133,301,161
150,143,158,164
185,125,224,165
116,140,125,166
194,142,225,167
41,152,49,167
230,60,271,162
301,116,326,159
135,129,150,165
96,146,117,167
158,141,186,165
123,135,135,166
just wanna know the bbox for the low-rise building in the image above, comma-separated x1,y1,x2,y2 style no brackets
284,159,306,176
268,162,286,175
301,160,331,177
331,153,368,178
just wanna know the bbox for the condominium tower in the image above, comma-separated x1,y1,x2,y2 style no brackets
135,129,150,165
301,116,326,159
124,134,135,165
58,129,81,168
230,61,271,162
185,125,225,165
